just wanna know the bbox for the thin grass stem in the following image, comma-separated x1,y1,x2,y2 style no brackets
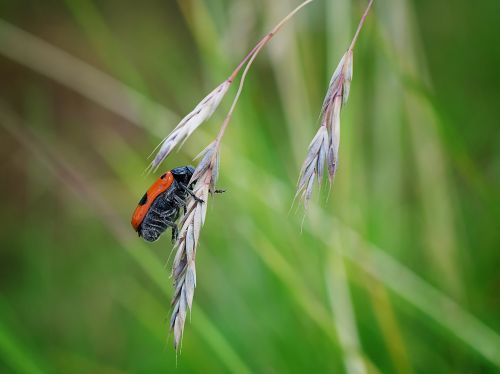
348,0,375,52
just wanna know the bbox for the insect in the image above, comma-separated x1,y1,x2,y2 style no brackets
131,166,200,242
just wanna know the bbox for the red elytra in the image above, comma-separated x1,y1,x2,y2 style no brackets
131,171,174,230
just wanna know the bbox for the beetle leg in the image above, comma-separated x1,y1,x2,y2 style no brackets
171,225,179,243
173,195,187,207
178,183,204,203
158,208,176,219
154,217,179,243
148,222,166,231
161,218,177,228
151,216,177,230
160,219,179,243
158,218,179,243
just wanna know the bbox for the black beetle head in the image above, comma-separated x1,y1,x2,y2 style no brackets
171,165,195,185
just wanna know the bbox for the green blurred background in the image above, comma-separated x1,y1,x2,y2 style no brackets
1,0,499,373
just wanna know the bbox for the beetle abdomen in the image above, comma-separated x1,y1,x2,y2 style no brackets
138,181,190,242
139,189,177,242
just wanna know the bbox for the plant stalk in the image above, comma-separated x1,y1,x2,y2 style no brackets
220,0,314,147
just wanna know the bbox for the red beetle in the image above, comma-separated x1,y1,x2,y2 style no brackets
131,166,196,242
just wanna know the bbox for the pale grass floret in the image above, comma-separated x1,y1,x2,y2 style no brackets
295,125,328,207
149,81,230,172
323,51,353,181
169,142,218,350
296,51,352,207
296,0,373,208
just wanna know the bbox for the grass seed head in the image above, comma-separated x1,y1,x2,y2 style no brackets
169,142,219,350
296,49,354,206
149,81,230,172
296,125,328,208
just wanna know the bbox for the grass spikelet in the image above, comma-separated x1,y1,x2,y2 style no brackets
296,125,328,207
169,143,218,350
148,81,230,172
296,0,373,207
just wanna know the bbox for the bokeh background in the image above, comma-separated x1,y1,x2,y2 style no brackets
1,0,499,373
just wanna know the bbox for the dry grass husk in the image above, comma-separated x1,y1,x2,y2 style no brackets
296,0,373,208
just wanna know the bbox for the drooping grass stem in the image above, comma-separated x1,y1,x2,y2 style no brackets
348,0,374,52
148,0,314,171
215,42,263,148
219,0,314,149
228,0,314,83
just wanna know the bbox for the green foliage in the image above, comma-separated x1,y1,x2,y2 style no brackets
0,0,499,372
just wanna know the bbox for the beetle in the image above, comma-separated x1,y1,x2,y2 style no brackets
131,165,199,242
